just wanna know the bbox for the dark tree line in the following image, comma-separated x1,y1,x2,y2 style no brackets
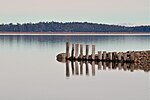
0,22,149,32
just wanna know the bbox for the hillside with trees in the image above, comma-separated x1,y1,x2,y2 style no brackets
0,22,149,32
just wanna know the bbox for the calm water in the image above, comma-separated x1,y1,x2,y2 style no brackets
0,34,149,100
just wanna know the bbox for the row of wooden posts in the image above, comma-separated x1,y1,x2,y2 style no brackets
66,42,134,62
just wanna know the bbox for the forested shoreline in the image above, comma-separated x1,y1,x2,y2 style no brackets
0,22,149,32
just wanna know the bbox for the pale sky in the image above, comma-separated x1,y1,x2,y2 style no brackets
0,0,149,25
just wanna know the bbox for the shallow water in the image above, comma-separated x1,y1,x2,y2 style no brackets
0,34,149,100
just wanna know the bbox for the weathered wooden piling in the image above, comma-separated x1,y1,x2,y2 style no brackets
75,44,79,59
92,45,95,60
66,42,70,59
79,44,83,59
118,52,122,61
108,52,112,61
113,52,117,60
98,51,102,60
103,51,106,60
59,42,150,66
71,44,74,59
62,43,150,77
86,45,89,60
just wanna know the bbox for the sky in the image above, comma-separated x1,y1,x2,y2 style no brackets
0,0,149,25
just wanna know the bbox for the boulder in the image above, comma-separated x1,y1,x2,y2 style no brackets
56,53,66,63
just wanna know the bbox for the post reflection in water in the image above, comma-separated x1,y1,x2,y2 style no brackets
92,61,95,76
109,62,112,69
103,62,106,70
66,60,70,77
75,61,79,75
85,61,89,76
98,61,102,70
65,60,150,77
71,61,74,75
80,61,83,75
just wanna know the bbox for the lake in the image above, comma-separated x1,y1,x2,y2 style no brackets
0,34,149,100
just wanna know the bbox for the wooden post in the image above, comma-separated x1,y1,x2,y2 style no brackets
71,44,74,59
85,61,89,75
75,61,79,75
66,42,70,59
103,51,106,60
86,45,89,60
108,52,112,61
66,60,70,77
118,52,122,61
113,52,117,60
79,44,83,59
75,44,79,59
92,45,95,60
98,51,102,60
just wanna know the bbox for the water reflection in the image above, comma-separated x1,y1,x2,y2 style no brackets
65,60,150,77
0,35,150,52
0,34,149,100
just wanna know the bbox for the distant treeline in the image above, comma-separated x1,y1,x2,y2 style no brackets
0,22,150,32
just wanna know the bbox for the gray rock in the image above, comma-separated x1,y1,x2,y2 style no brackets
56,53,66,63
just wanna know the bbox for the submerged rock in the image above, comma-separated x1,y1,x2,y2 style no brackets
56,53,66,63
